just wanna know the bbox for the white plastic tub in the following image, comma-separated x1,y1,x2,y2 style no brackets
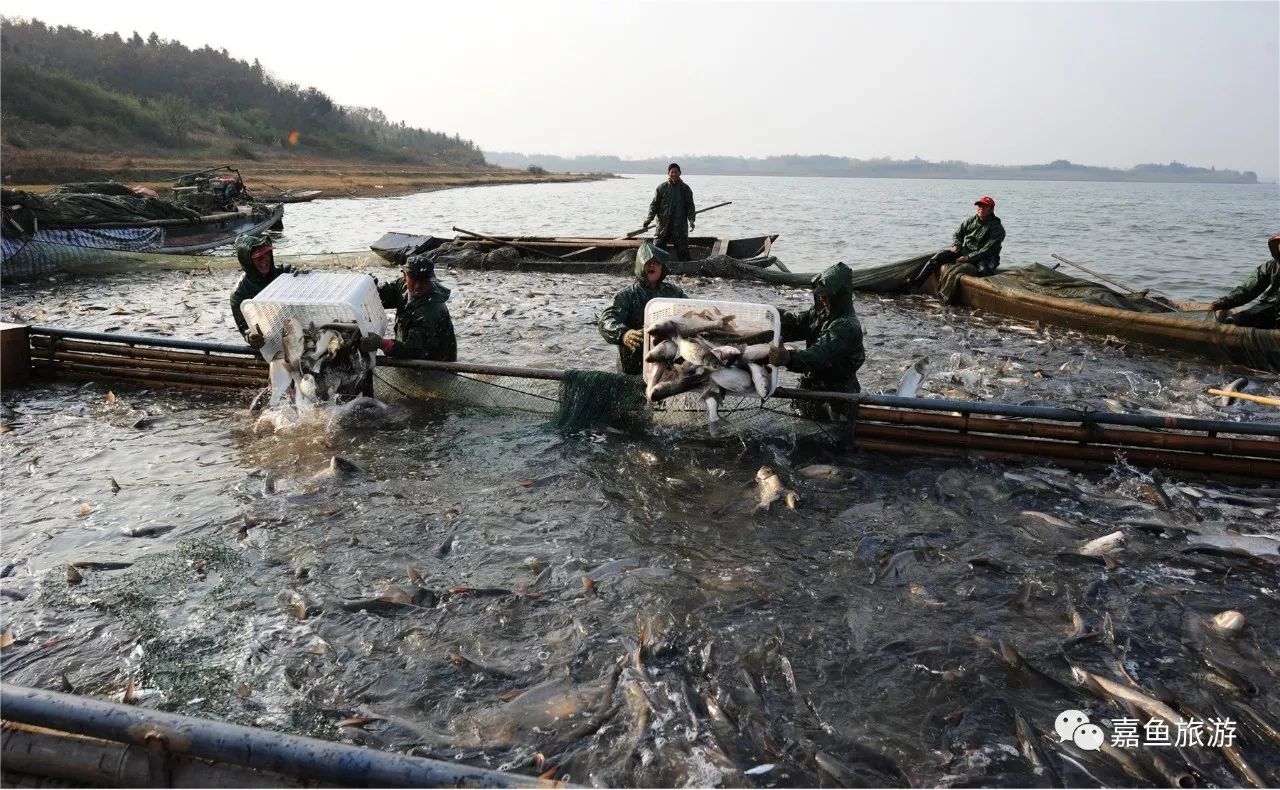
240,272,388,361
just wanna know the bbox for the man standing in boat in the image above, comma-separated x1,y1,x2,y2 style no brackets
362,255,458,361
599,242,686,374
643,163,696,261
768,262,866,419
230,233,291,348
911,196,1006,287
1210,234,1280,329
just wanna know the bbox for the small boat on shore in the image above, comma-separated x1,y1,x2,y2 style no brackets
263,189,323,204
1,196,284,282
370,231,782,274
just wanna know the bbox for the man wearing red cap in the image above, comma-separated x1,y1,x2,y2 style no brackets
911,196,1006,287
1208,235,1280,329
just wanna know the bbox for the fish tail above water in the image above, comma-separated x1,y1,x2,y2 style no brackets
896,357,928,397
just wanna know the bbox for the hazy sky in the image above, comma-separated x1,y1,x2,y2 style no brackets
3,1,1277,175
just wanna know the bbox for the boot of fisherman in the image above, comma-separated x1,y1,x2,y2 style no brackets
769,261,866,419
598,241,687,375
362,254,458,361
230,232,291,348
1209,235,1280,329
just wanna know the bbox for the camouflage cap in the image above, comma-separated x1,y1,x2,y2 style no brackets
403,254,435,281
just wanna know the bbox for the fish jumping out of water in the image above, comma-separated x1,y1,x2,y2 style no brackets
755,466,798,511
896,358,928,397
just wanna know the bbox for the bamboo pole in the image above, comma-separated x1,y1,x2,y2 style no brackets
776,387,1280,438
853,405,1280,459
31,337,267,369
452,226,575,261
30,326,257,356
849,422,1280,479
1050,253,1148,296
379,357,567,381
43,350,265,380
1207,388,1280,408
33,358,262,389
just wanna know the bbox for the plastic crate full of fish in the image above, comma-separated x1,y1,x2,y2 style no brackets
643,298,781,424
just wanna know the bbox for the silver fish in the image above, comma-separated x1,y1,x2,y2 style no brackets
645,340,679,363
896,357,928,397
267,358,294,408
1186,531,1280,561
648,313,734,339
281,318,306,371
675,336,722,371
798,464,843,480
709,345,743,366
755,466,798,511
647,363,707,403
741,343,772,362
704,388,723,423
710,366,754,394
1218,376,1249,407
748,362,773,399
1209,610,1246,637
1079,530,1125,557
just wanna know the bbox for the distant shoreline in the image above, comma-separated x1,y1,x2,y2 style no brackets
487,152,1262,185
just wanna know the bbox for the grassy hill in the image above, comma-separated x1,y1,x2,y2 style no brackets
0,18,490,180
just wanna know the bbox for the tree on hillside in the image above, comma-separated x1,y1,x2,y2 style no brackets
0,16,487,166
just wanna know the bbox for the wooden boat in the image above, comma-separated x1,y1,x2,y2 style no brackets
939,263,1280,372
369,231,780,274
1,203,285,282
266,189,323,204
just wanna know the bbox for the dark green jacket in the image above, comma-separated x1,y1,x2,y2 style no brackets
1220,258,1280,309
376,278,458,361
598,254,687,374
781,262,866,392
230,240,291,340
952,214,1005,270
646,180,695,242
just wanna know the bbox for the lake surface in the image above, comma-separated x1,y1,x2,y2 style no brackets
2,176,1279,788
275,174,1279,301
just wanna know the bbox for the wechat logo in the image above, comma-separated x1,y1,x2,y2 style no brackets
1055,709,1104,751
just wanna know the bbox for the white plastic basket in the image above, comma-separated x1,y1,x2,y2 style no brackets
643,298,781,413
241,272,388,361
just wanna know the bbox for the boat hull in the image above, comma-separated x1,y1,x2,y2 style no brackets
369,232,778,269
2,204,284,282
952,269,1280,371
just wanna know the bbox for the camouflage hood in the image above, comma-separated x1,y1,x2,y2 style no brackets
810,262,855,318
235,233,276,283
634,240,672,285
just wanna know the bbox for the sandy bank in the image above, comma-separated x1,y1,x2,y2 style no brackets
1,150,611,199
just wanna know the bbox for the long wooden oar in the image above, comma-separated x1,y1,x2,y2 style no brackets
452,226,574,261
562,201,733,260
1207,388,1280,408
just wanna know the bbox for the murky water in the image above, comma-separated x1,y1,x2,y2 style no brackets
3,182,1280,787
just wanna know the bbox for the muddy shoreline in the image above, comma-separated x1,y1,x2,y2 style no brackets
2,150,613,200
